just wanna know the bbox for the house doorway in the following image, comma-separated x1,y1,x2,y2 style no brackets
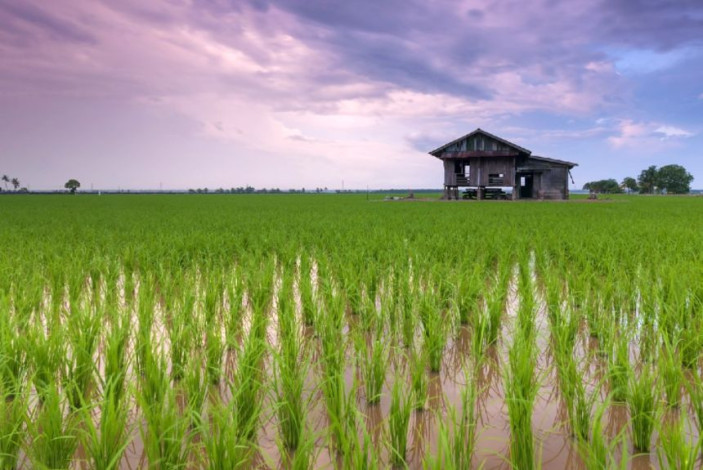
519,174,534,198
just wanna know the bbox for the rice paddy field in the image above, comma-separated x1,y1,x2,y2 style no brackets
1,193,703,469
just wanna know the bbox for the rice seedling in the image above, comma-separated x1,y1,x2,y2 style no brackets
205,317,224,385
230,334,266,443
298,256,317,326
356,333,389,405
656,409,701,470
338,409,380,470
575,399,609,470
607,334,630,403
26,381,80,470
0,384,26,470
685,368,703,433
659,337,683,408
627,366,658,453
419,293,447,373
272,287,310,450
199,398,254,470
137,346,193,469
410,345,429,410
504,328,538,469
79,376,131,470
388,377,412,468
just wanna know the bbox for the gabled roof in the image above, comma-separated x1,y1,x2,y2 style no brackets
528,155,578,168
428,128,532,157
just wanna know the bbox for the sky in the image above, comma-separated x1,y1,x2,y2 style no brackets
1,0,702,191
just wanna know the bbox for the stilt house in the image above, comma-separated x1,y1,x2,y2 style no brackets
429,129,577,200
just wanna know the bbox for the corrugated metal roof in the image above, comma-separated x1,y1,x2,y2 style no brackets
528,155,578,167
428,128,532,157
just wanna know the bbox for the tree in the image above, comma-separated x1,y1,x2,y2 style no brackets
621,177,638,193
10,178,19,191
64,179,81,194
638,165,658,194
656,164,694,194
583,179,622,194
1,175,8,191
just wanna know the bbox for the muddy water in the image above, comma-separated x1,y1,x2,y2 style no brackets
41,267,699,470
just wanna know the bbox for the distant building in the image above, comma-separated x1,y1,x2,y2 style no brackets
429,129,578,200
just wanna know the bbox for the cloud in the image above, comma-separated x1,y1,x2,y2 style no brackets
1,0,702,189
655,126,694,139
608,120,694,149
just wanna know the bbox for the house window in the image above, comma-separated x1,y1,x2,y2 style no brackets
488,173,504,185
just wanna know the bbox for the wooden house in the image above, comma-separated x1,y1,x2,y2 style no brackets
429,129,577,200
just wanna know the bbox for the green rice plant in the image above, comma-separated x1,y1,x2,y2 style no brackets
0,296,25,398
199,399,253,470
607,335,630,403
572,378,595,442
29,325,64,402
27,382,80,470
685,368,703,433
471,308,489,366
277,421,319,470
0,384,26,470
168,294,194,380
64,304,101,411
137,346,193,469
230,334,266,442
423,421,457,470
356,334,389,405
103,313,130,404
423,375,479,469
183,353,208,429
656,410,701,470
504,329,538,470
320,362,357,454
388,378,412,468
627,366,658,453
225,276,244,349
452,373,479,468
272,315,309,450
338,408,380,470
79,376,131,470
575,399,609,470
400,284,417,350
205,318,224,385
299,256,317,326
659,337,683,408
485,268,509,346
419,293,447,373
410,345,429,410
455,265,483,326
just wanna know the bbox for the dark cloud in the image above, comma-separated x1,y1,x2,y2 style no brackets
599,0,703,49
0,2,96,45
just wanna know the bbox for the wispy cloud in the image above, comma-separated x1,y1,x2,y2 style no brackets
608,120,695,149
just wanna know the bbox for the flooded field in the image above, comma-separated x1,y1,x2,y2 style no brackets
1,194,702,469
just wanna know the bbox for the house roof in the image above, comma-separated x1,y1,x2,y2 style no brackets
428,128,532,157
528,155,579,168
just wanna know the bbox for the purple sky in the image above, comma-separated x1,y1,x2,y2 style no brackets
1,0,702,190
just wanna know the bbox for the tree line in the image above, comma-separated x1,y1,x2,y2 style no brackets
583,164,694,194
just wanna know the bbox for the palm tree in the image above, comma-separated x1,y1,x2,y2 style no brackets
11,178,19,191
1,175,8,191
